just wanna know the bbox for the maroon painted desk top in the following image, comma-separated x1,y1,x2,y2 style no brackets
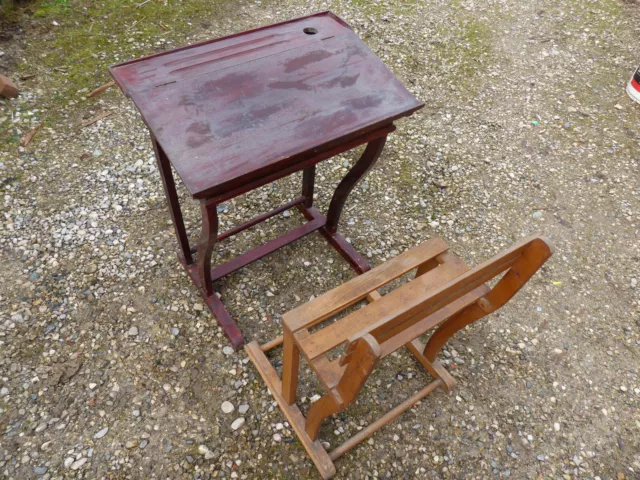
110,12,423,199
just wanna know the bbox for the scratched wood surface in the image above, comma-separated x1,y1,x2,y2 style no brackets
110,12,423,199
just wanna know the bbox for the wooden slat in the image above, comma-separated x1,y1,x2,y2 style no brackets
378,285,490,355
318,285,488,378
244,342,336,479
344,236,547,351
284,237,449,332
296,256,469,361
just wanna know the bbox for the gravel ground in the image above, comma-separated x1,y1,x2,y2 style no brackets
1,0,640,479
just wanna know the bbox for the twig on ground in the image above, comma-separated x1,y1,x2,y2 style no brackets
80,111,113,129
20,122,43,147
87,81,115,98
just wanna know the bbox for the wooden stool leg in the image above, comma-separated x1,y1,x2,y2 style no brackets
281,327,300,405
245,342,337,479
325,136,387,234
197,199,219,297
306,335,380,441
406,339,456,392
423,302,486,362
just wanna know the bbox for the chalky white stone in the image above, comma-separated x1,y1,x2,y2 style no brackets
231,418,245,431
221,401,234,414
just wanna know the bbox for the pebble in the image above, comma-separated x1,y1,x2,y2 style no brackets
70,457,87,470
171,327,180,336
33,466,48,475
94,427,109,439
221,401,235,414
0,387,9,397
273,433,282,442
238,404,249,414
63,457,74,468
125,440,138,449
128,326,139,336
231,417,245,430
223,346,234,356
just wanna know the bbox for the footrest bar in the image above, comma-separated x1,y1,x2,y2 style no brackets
190,196,307,253
329,378,444,461
211,213,324,282
297,205,371,274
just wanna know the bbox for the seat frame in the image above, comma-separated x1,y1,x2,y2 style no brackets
245,235,553,479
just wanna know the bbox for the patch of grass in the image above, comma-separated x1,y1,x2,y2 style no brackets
34,0,69,17
1,0,233,147
432,15,492,85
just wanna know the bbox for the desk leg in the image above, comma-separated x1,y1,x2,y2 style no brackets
325,136,387,234
152,136,194,266
302,165,315,208
198,199,218,297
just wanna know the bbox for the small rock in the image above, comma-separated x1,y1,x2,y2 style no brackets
139,439,148,449
222,346,234,356
231,418,245,430
238,404,249,414
128,326,138,336
171,327,180,336
63,457,74,468
0,74,19,99
70,457,87,470
221,401,234,414
193,303,204,311
273,433,282,442
33,466,48,475
0,387,9,397
125,440,138,449
532,211,543,219
94,427,109,439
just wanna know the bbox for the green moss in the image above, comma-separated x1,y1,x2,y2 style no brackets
432,15,492,86
34,0,69,17
0,0,232,147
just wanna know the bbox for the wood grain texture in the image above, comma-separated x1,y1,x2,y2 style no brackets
110,12,423,199
284,237,449,332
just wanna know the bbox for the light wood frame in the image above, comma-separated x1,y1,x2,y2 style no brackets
246,235,553,479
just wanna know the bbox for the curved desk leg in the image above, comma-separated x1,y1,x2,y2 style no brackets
325,136,387,234
198,199,218,297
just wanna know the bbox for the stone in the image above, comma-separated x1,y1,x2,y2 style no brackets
0,387,9,397
221,401,234,414
125,440,138,449
34,466,48,475
222,346,234,356
128,326,139,336
231,417,245,430
70,457,87,470
94,427,109,439
238,404,249,414
0,74,18,99
273,433,282,442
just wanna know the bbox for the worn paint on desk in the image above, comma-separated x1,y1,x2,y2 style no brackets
110,11,423,199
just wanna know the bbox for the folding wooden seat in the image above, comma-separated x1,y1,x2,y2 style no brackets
245,235,553,479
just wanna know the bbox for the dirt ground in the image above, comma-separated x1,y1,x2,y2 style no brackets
1,0,639,479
